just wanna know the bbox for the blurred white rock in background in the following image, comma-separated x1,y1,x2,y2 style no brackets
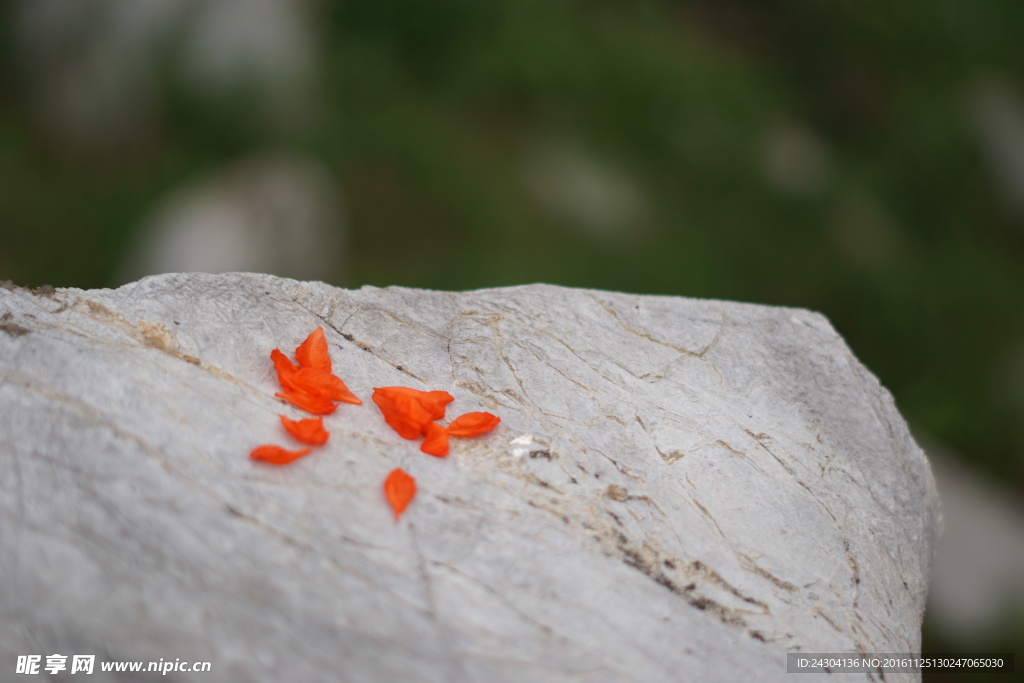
760,121,831,196
116,151,347,285
971,76,1024,221
927,446,1024,644
14,0,178,148
14,0,345,284
177,0,317,130
13,0,319,148
826,190,906,277
523,140,649,244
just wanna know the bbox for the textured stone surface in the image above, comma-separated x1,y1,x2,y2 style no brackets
0,274,939,682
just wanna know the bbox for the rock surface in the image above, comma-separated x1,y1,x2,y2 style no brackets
0,274,939,682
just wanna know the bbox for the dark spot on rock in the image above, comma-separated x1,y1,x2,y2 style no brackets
690,596,711,611
605,484,628,501
654,575,676,591
529,449,551,459
683,582,696,592
568,477,578,484
342,333,355,341
723,614,746,627
395,365,404,372
749,630,766,642
620,547,647,572
663,559,676,570
0,313,30,337
173,320,180,325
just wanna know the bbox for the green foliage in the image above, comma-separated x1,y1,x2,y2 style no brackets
2,1,1022,486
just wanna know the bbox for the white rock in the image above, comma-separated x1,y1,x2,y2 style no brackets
0,274,939,682
927,448,1024,643
116,152,347,285
971,77,1024,220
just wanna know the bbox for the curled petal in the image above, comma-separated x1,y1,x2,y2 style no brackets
372,387,452,439
295,327,331,372
293,368,362,404
280,415,330,445
250,444,313,465
275,390,338,415
422,390,455,415
272,340,359,408
446,412,501,438
374,387,452,420
384,468,416,520
270,348,302,392
420,422,450,457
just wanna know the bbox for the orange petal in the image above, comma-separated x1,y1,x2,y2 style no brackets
446,412,501,437
371,386,454,439
295,327,332,372
280,415,330,445
374,387,452,420
384,467,416,520
293,367,362,404
422,390,455,415
377,395,432,439
420,422,450,457
270,348,302,392
275,390,338,415
250,444,313,465
371,387,444,439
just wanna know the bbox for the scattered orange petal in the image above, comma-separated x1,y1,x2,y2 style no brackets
275,390,338,415
293,368,362,404
295,327,332,373
270,348,302,391
372,387,453,438
373,394,433,438
376,387,452,419
384,467,416,520
446,412,501,437
420,422,450,457
250,444,313,465
280,415,330,445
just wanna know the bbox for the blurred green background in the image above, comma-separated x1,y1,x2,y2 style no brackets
1,0,1021,677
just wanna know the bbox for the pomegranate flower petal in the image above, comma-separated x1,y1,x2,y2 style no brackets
446,412,501,437
420,422,450,457
250,444,313,465
279,415,330,445
384,467,416,520
295,327,332,372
